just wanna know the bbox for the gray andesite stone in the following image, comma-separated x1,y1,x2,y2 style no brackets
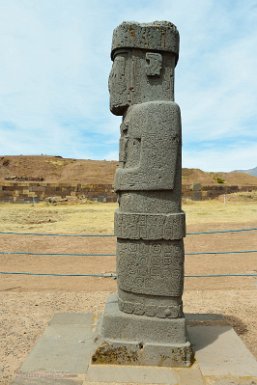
92,20,193,367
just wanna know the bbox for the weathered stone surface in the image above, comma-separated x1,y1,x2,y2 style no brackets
92,296,192,367
114,211,185,240
188,325,257,378
117,239,184,297
100,295,187,343
93,20,193,367
114,101,181,191
111,21,179,61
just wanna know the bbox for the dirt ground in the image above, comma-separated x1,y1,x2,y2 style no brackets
0,203,257,384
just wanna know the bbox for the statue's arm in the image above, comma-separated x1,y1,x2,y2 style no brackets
114,101,181,191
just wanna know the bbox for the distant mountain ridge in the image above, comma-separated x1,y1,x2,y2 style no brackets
1,155,257,186
234,167,257,177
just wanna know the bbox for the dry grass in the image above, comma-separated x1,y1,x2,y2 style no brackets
0,202,117,233
45,159,66,166
220,190,257,202
184,199,257,225
0,196,256,234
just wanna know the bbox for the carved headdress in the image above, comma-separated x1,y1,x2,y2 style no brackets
111,21,180,64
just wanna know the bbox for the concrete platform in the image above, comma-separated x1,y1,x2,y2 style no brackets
12,312,257,385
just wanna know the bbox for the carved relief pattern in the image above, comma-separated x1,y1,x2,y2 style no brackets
114,102,181,191
145,52,162,77
117,240,184,297
115,211,185,240
118,298,183,319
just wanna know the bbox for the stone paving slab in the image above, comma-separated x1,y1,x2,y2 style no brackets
12,313,93,385
12,312,257,385
188,325,257,378
86,362,204,384
13,376,84,385
185,313,226,324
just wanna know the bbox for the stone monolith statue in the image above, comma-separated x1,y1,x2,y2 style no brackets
92,21,193,367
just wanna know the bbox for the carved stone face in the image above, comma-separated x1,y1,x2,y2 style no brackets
109,49,174,115
108,51,129,116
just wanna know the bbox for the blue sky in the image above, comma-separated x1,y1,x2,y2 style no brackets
0,0,257,171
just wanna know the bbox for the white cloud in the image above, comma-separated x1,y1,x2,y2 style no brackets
0,0,256,171
183,141,257,172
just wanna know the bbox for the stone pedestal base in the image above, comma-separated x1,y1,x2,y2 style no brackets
11,311,257,385
92,294,193,367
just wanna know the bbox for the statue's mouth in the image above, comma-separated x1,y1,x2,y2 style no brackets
110,103,128,116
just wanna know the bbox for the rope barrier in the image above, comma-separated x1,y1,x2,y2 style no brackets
186,250,257,255
0,271,256,278
0,227,257,237
187,227,257,235
1,250,257,257
0,271,116,278
1,228,256,278
0,251,115,257
0,231,114,237
185,273,257,278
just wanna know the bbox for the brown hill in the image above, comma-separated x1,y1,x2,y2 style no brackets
1,155,257,186
182,168,257,186
0,156,118,184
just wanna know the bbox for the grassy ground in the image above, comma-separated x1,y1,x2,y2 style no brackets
184,198,257,225
0,202,116,233
0,197,256,234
